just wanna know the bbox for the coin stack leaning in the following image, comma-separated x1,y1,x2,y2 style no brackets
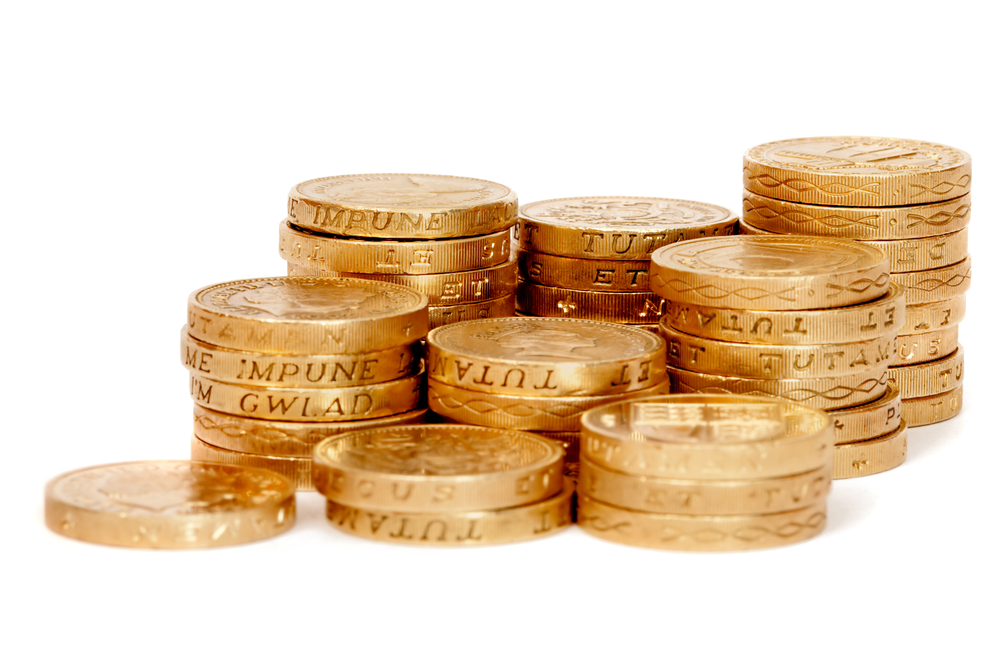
740,136,971,427
650,235,907,478
280,174,519,328
516,197,739,329
312,425,573,546
424,316,670,475
182,276,430,490
577,394,834,551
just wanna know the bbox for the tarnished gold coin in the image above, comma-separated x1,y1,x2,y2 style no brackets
519,197,737,260
518,250,653,291
743,137,972,206
827,382,902,444
833,421,908,480
312,425,564,512
893,326,959,366
581,394,832,480
890,257,971,304
191,437,314,491
578,495,827,551
741,191,972,239
280,220,514,275
427,317,666,397
428,294,516,329
902,295,965,334
902,385,963,427
288,174,518,239
661,283,905,345
660,325,895,380
45,460,295,548
187,277,428,355
516,282,664,324
650,236,890,310
889,346,964,398
667,365,889,410
325,484,573,546
192,405,429,457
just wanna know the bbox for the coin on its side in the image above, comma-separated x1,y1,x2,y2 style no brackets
429,294,516,328
827,382,902,444
191,437,315,491
516,282,664,324
901,385,963,427
893,326,959,366
902,295,965,334
518,250,654,291
890,258,971,304
889,346,964,398
832,421,908,480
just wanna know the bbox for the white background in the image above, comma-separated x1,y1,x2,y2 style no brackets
4,2,998,658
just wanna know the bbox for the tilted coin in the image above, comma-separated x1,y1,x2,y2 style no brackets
833,421,908,480
288,173,518,239
660,324,896,380
741,191,972,239
743,137,971,206
286,259,517,305
191,437,314,491
901,385,963,427
578,495,827,552
518,250,653,291
649,236,890,310
312,425,564,512
516,282,664,324
893,326,959,366
581,394,832,480
426,317,666,397
325,484,573,546
45,460,295,548
428,294,516,329
890,257,971,304
660,283,905,345
827,382,902,444
280,220,514,275
902,295,965,334
667,364,889,411
187,276,428,354
192,405,429,457
519,196,737,260
889,346,964,398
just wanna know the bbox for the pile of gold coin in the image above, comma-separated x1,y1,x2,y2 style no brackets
424,316,671,472
515,197,739,328
740,137,971,426
312,425,573,546
182,276,430,489
576,394,834,551
650,234,908,479
280,174,519,328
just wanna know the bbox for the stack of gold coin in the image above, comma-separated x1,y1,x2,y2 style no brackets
424,316,670,473
577,394,834,551
182,276,430,490
515,197,738,328
651,235,906,478
279,174,519,328
312,425,573,546
740,137,971,427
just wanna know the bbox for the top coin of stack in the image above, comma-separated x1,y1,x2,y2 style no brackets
516,197,738,328
280,174,519,328
739,137,971,427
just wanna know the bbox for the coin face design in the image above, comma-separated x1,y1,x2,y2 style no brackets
294,174,512,210
521,197,735,229
747,137,969,176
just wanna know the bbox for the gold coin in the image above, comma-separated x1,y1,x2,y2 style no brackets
890,257,971,304
286,259,517,305
516,282,664,324
519,197,737,260
187,276,428,355
889,346,964,398
45,460,295,548
833,421,907,479
280,220,514,275
893,326,959,366
660,283,905,345
325,484,573,546
312,425,563,512
743,137,971,206
181,330,421,388
741,191,972,239
901,385,963,427
578,495,826,551
429,294,516,328
827,382,902,444
427,317,666,397
667,364,889,410
288,174,517,239
661,324,895,380
518,250,652,291
531,431,581,463
187,372,423,422
191,437,314,491
581,394,832,480
649,236,890,311
579,458,831,516
428,379,671,431
902,295,965,334
192,405,428,457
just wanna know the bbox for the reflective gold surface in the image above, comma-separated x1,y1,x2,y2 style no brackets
827,382,902,444
890,258,972,304
190,437,315,491
889,346,964,398
893,327,959,366
516,282,664,324
902,385,964,427
832,422,908,479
